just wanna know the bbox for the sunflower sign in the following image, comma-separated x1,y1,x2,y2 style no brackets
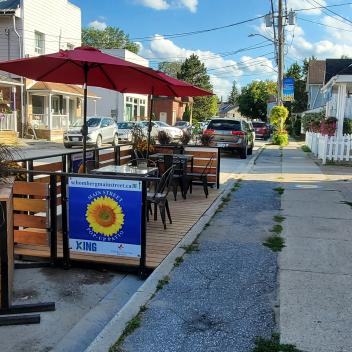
68,177,143,258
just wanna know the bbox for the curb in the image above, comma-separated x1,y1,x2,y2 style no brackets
85,146,264,352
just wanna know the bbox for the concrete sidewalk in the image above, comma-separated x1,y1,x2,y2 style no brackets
279,143,352,352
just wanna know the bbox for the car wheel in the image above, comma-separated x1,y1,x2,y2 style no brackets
112,134,118,146
240,147,247,159
64,144,72,149
96,135,102,148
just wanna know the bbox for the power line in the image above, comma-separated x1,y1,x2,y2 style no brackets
309,0,352,26
297,16,352,33
294,1,352,12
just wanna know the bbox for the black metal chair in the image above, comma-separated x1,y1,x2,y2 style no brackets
147,165,175,229
186,156,214,198
163,154,187,201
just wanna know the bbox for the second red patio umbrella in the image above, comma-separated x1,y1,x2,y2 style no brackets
0,46,212,169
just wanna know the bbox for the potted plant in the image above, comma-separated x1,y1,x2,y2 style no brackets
270,106,289,146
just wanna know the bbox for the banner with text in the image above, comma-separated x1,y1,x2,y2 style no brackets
68,177,142,258
283,77,295,102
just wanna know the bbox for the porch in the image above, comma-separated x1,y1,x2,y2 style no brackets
27,82,98,141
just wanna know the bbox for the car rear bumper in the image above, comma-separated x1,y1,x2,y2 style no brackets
211,141,245,150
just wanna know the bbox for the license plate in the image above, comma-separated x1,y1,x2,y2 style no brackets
72,137,79,142
217,143,228,148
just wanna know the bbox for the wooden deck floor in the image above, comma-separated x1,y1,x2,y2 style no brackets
15,186,219,270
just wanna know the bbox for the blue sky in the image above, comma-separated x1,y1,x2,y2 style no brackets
70,0,352,98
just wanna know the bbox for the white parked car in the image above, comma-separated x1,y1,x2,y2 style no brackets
116,121,137,143
154,121,183,141
63,117,118,148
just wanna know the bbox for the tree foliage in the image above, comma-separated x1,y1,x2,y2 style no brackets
158,61,183,78
177,54,214,122
237,81,276,120
228,81,240,105
284,62,308,113
82,26,139,53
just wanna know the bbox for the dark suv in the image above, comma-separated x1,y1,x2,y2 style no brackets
204,118,254,159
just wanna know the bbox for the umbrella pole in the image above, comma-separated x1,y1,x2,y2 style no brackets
82,64,88,173
146,88,154,160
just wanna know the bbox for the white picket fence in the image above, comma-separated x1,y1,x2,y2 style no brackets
305,132,352,164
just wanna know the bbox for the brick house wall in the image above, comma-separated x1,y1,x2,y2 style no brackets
152,96,189,125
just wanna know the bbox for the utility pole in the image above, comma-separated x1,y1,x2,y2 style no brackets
277,0,284,106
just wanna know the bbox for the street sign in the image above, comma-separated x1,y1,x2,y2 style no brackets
68,177,142,258
283,77,295,102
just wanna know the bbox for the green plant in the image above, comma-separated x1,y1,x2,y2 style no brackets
180,130,192,145
301,145,311,152
271,224,283,234
273,215,285,223
263,235,285,252
156,276,170,291
274,187,284,195
270,106,289,131
181,243,199,253
231,182,241,192
200,133,214,146
0,144,19,181
272,131,288,146
109,305,148,352
343,118,352,135
174,256,184,267
301,111,325,131
157,130,172,145
253,333,301,352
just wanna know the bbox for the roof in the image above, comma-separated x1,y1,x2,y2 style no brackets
219,102,238,113
325,59,352,83
0,74,23,86
0,0,20,12
308,60,325,85
27,82,99,98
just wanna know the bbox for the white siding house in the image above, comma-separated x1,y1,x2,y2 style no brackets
87,49,149,122
0,0,86,140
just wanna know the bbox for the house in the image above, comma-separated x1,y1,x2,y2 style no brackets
321,59,352,136
152,96,192,125
0,0,93,141
218,102,242,119
306,60,326,112
87,49,149,122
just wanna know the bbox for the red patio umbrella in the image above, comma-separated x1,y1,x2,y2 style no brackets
0,46,212,168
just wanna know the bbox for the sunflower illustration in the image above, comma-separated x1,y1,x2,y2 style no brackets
86,196,124,236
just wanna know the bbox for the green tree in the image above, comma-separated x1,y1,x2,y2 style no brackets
237,80,276,120
182,104,191,122
285,62,307,113
82,26,139,53
177,54,214,122
158,61,183,78
228,81,240,105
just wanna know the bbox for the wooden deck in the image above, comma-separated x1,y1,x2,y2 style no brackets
14,186,219,270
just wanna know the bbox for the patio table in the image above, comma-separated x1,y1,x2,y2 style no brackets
92,165,158,177
149,153,194,172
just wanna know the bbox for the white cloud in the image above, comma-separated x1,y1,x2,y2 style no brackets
136,0,169,10
136,0,198,12
89,20,107,30
139,35,276,98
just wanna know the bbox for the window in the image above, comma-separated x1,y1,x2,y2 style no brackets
207,119,241,131
35,31,45,55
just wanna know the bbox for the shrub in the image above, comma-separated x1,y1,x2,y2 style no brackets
301,111,325,132
180,130,191,145
320,117,337,136
272,131,288,146
157,130,172,145
343,118,352,135
270,106,289,131
200,133,214,146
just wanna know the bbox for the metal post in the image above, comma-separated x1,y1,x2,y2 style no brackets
139,181,147,279
82,64,89,173
278,0,284,106
60,174,70,269
146,88,154,160
0,201,9,310
49,174,57,266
